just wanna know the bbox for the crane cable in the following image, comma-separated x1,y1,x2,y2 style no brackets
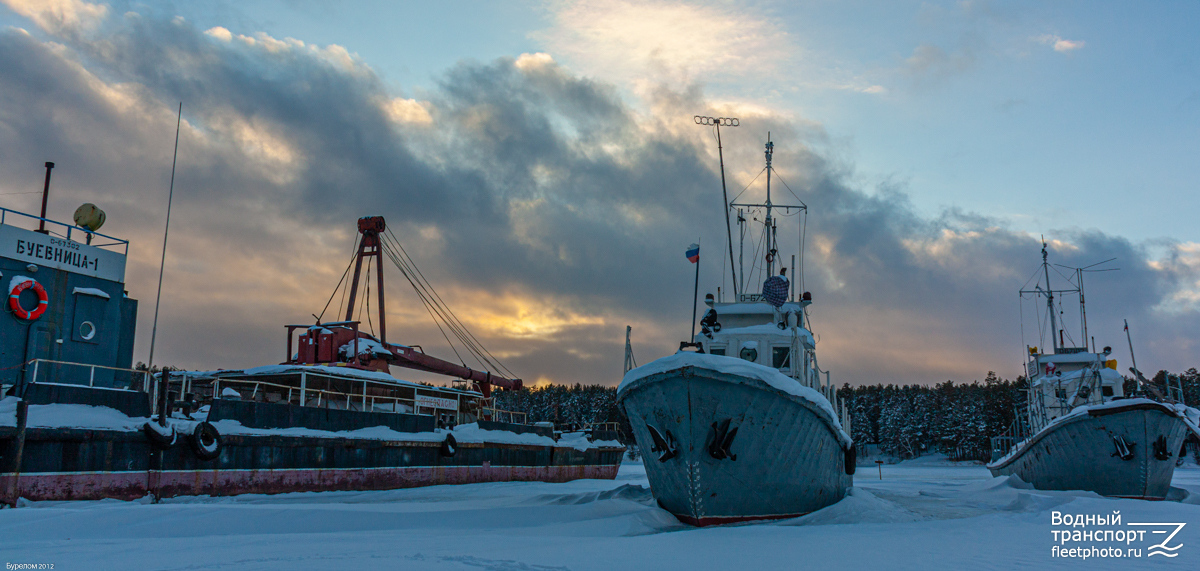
378,229,516,379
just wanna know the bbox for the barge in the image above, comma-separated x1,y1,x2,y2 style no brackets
1,197,621,503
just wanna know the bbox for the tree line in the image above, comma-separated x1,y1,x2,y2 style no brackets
494,369,1200,462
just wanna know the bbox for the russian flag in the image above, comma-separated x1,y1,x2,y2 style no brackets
686,243,699,264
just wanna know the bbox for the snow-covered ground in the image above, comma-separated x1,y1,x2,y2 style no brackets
2,457,1198,570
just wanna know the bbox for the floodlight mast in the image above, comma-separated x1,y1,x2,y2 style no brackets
694,115,740,296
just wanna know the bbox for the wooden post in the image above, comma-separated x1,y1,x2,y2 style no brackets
7,400,29,506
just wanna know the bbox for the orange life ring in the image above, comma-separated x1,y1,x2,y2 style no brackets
9,278,49,321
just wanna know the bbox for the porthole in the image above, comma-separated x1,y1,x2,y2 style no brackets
79,321,96,340
739,347,758,362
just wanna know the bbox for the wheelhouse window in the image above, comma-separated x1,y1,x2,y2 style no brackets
709,346,726,356
772,347,790,369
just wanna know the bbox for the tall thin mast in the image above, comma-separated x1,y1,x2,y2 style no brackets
148,102,182,374
1125,319,1142,391
694,116,740,296
624,326,635,374
737,208,744,294
731,135,804,292
1042,240,1058,353
1078,268,1088,348
764,135,774,276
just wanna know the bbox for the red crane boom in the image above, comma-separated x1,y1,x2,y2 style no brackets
285,216,522,396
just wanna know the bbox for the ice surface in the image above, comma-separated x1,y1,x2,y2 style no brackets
1,457,1197,569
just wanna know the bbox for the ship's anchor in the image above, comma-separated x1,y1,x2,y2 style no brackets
1110,435,1136,461
647,424,678,462
1153,435,1172,461
707,418,738,461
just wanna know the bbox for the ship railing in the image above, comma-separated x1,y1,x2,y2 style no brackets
481,407,527,424
215,376,419,413
22,358,151,394
990,436,1016,463
989,411,1032,462
0,206,130,255
167,374,469,423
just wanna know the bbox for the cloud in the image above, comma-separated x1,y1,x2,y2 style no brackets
0,0,107,35
0,11,1196,389
1036,34,1085,53
533,0,796,94
204,26,231,42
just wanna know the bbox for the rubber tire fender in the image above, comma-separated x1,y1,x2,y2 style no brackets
844,442,857,475
440,433,458,457
190,421,223,461
143,421,177,449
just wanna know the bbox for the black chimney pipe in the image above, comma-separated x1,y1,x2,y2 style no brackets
37,162,54,234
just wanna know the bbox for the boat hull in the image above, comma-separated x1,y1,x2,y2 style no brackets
619,364,851,525
987,401,1190,499
0,427,622,502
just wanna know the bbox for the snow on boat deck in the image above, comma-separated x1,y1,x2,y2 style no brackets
1,458,1198,570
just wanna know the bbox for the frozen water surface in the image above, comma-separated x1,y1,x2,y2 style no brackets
1,456,1197,570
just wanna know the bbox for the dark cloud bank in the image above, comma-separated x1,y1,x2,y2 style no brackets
1,10,1197,387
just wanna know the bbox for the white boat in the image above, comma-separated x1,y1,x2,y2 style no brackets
618,134,853,525
987,243,1200,498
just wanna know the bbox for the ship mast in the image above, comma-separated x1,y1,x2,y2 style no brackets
694,116,741,296
764,136,775,276
1018,240,1060,355
1042,241,1058,352
1021,240,1115,355
731,134,802,299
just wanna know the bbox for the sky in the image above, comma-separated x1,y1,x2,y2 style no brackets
1,0,1198,388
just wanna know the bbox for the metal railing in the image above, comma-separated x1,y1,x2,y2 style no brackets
0,207,130,255
162,373,474,424
481,407,527,424
208,376,419,414
24,358,151,392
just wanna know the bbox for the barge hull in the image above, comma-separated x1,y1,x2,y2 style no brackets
0,427,623,502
